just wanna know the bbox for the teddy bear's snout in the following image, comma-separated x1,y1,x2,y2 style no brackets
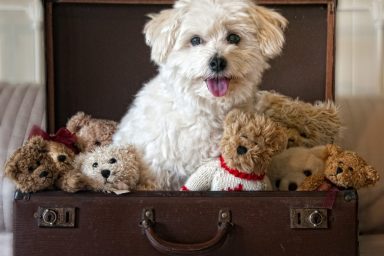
336,167,343,174
101,169,111,178
237,146,248,155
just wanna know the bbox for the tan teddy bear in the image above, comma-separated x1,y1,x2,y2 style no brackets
181,109,287,191
47,140,88,193
5,136,86,193
76,144,157,192
255,90,341,148
298,144,380,191
66,112,117,152
268,145,328,191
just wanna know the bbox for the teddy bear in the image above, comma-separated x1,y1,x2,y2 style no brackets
47,139,89,193
66,111,117,152
298,144,380,191
181,109,288,191
76,144,157,192
255,90,341,148
268,145,328,191
4,136,86,193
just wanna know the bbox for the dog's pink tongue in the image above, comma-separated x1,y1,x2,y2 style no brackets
206,78,229,97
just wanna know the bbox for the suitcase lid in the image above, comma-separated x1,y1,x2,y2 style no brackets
43,0,337,132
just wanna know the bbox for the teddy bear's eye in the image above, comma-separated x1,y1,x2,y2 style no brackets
92,162,98,168
109,158,117,164
28,166,34,173
338,161,344,165
303,170,312,177
348,167,354,172
94,141,101,146
240,135,248,139
300,132,308,138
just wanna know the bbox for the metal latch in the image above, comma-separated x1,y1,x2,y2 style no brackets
36,207,76,228
290,208,328,229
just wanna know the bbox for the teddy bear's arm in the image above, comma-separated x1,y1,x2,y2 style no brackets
297,172,325,191
182,161,218,191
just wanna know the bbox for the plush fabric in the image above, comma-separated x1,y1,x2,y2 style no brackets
0,82,45,256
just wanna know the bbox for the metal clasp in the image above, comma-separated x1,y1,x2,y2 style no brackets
36,207,76,228
290,208,328,229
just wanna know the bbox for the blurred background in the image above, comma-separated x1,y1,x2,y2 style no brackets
0,0,383,96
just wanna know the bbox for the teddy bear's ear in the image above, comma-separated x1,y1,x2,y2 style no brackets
4,148,22,180
27,136,49,153
268,122,289,154
362,165,380,186
309,145,329,161
326,144,343,158
143,7,184,65
66,112,90,133
249,5,288,58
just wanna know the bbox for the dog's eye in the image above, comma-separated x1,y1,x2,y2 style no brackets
109,158,117,164
191,36,202,46
94,141,101,146
227,33,241,44
92,162,98,168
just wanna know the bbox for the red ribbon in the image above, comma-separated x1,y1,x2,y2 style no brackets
28,125,79,154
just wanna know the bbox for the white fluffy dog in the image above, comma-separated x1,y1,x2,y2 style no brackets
113,0,287,190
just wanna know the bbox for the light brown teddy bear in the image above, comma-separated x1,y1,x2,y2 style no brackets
255,90,341,148
181,109,288,191
66,112,117,152
268,145,328,191
298,144,380,191
47,140,89,193
76,144,157,192
5,136,86,193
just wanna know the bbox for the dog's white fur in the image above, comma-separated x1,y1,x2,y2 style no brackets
113,0,287,190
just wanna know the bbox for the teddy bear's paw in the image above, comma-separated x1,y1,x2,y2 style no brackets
58,173,88,193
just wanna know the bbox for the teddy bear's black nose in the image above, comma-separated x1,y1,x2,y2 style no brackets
101,169,111,178
57,155,67,162
336,167,343,174
237,146,248,155
39,171,49,178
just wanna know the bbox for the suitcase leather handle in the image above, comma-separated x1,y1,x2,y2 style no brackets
140,208,233,255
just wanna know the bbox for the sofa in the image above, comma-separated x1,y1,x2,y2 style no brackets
0,82,383,255
0,82,45,256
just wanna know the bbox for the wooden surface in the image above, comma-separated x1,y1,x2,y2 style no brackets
14,191,357,256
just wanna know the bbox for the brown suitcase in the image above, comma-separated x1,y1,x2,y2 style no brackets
14,0,359,255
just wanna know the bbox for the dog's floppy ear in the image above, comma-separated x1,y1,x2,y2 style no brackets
249,6,288,58
143,8,184,65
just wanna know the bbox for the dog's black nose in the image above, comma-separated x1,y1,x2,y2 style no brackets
101,169,111,178
336,167,343,174
237,146,248,155
39,171,49,178
57,155,67,162
209,56,227,73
